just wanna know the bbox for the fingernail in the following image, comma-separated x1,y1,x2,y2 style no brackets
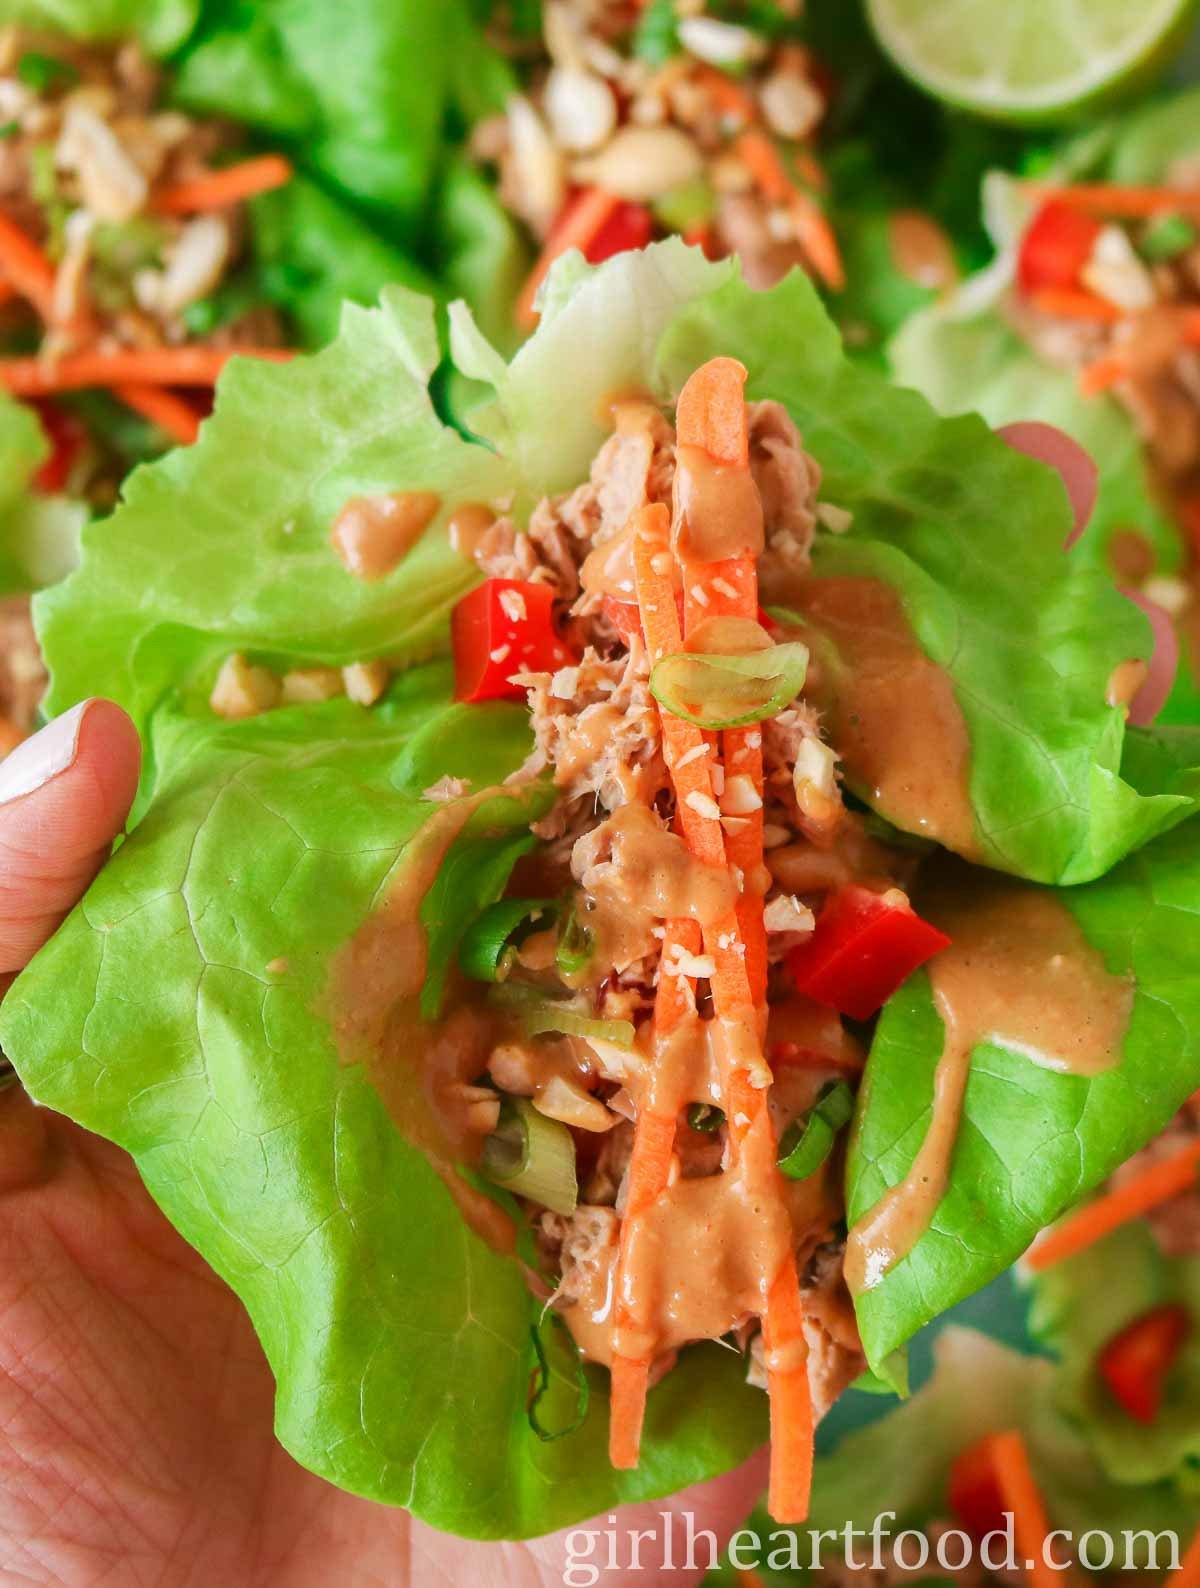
0,701,89,805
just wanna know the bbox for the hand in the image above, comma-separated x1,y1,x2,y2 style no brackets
0,700,764,1586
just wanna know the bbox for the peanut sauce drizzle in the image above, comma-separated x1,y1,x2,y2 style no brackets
331,490,442,580
845,870,1133,1296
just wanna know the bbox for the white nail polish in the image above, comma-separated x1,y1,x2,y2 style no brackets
0,701,89,805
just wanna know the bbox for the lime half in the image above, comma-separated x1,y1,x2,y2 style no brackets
866,0,1199,123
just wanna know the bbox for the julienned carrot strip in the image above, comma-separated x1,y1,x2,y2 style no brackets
153,154,293,215
761,1253,814,1524
1028,182,1200,217
0,212,57,322
112,383,201,445
1079,351,1130,395
989,1431,1057,1588
609,507,713,1469
1168,1525,1200,1588
734,130,843,290
1025,1138,1200,1272
1030,287,1125,322
674,358,811,1523
0,344,291,396
515,187,622,331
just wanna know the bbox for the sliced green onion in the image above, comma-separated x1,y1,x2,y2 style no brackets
0,122,18,141
489,981,635,1048
687,1103,725,1133
777,1080,855,1181
633,0,681,64
1141,213,1197,262
481,1097,577,1215
29,144,57,207
653,176,717,233
528,1310,590,1441
555,903,594,980
649,641,809,729
459,898,557,982
17,52,79,92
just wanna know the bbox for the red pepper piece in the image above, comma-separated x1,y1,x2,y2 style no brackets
1017,201,1103,295
1099,1302,1189,1423
452,578,579,703
786,885,951,1021
584,201,655,264
948,1435,1007,1539
30,399,86,493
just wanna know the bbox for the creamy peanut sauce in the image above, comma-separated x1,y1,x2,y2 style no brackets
782,576,980,859
329,786,524,1253
1107,657,1149,709
331,490,441,580
674,444,766,563
888,210,959,295
447,501,496,562
573,802,738,976
581,526,641,601
845,871,1133,1295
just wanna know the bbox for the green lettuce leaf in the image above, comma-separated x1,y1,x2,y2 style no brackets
847,812,1200,1375
706,1329,1199,1585
2,0,197,53
0,670,766,1538
1026,1220,1200,1489
13,245,1200,1533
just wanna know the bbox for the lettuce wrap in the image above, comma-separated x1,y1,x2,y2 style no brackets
705,1327,1200,1586
890,90,1200,728
6,245,1200,1536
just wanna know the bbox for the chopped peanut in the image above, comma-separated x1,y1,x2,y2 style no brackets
210,653,280,719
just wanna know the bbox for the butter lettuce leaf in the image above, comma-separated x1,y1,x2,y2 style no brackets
0,671,766,1538
1027,1220,1200,1489
847,814,1200,1376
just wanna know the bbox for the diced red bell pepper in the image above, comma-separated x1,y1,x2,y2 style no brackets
786,885,951,1022
948,1435,1007,1539
30,400,86,493
1017,201,1103,296
583,201,655,265
452,578,579,704
1098,1302,1189,1424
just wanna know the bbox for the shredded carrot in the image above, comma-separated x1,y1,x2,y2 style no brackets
0,344,290,397
1027,182,1200,218
1025,1138,1200,1272
153,153,294,216
989,1430,1058,1588
608,1353,653,1471
674,358,812,1523
1168,1525,1200,1588
695,64,758,128
1030,287,1125,323
515,187,622,331
0,212,58,323
734,130,843,290
112,383,202,445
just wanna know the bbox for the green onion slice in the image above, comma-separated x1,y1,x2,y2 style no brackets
555,902,594,980
459,898,558,983
489,981,635,1048
528,1310,590,1442
777,1080,855,1181
17,52,80,91
481,1097,578,1215
687,1102,725,1133
649,641,808,729
1141,213,1197,263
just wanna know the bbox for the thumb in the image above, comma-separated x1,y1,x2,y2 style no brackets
0,699,141,973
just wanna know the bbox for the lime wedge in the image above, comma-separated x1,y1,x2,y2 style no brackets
866,0,1199,123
